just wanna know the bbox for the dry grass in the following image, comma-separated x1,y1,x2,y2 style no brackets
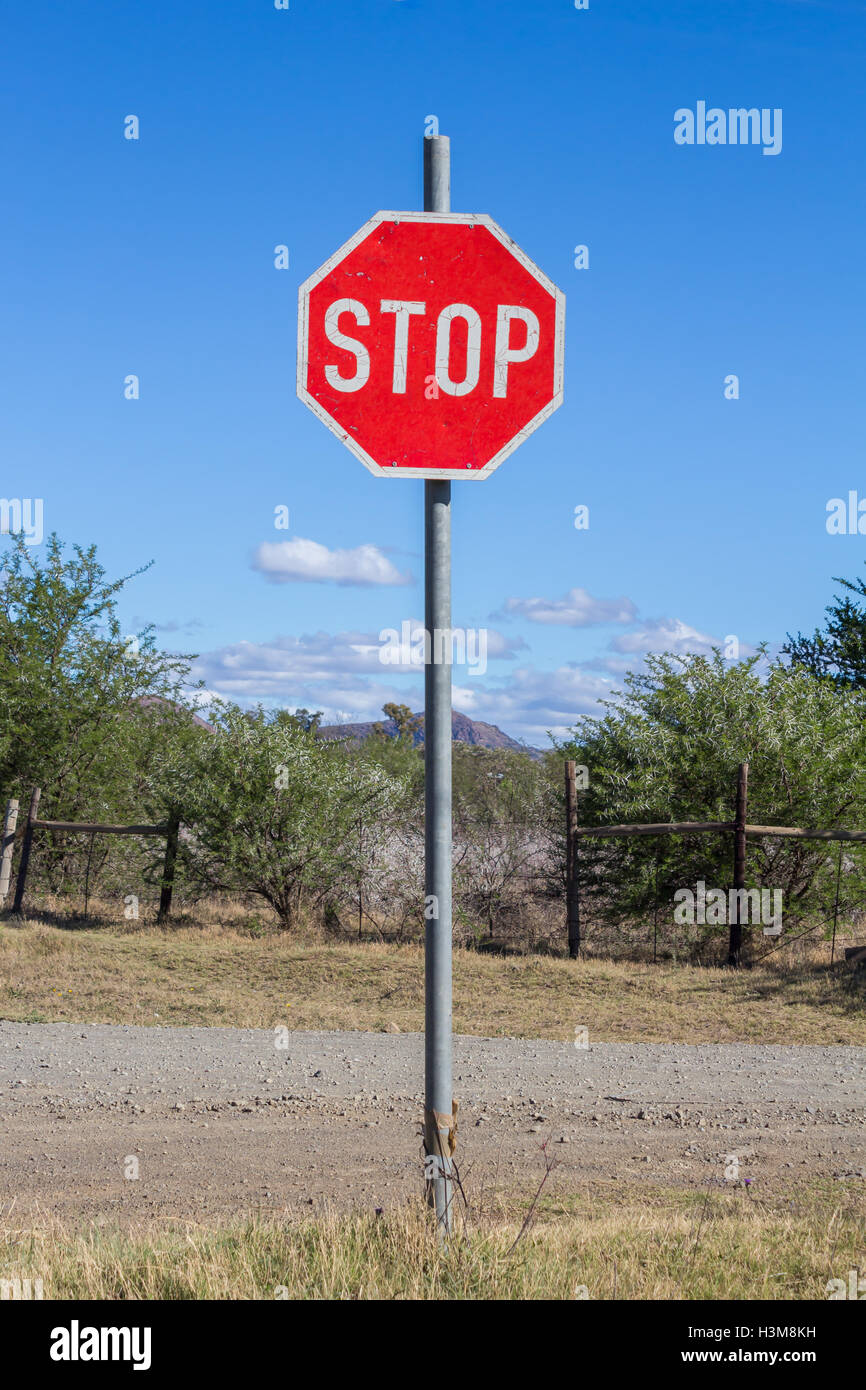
1,1183,862,1300
1,901,864,1042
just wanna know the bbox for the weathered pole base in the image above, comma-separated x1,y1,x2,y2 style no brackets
423,1102,457,1235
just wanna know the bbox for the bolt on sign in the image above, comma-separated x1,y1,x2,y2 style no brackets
297,212,565,479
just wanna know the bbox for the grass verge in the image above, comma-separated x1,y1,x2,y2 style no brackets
1,916,864,1043
2,1185,862,1300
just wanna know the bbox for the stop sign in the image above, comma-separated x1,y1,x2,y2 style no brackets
297,211,565,479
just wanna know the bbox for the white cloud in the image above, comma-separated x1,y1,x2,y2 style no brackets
609,617,722,656
451,664,617,745
192,631,383,694
189,622,522,724
377,617,526,668
189,651,416,727
187,611,755,749
253,537,412,587
501,587,637,627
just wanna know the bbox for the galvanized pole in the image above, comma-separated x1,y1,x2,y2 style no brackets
423,132,454,1233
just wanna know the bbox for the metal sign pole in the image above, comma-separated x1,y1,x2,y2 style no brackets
423,132,454,1233
298,132,563,1233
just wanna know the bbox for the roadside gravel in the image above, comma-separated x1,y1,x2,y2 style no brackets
1,1023,863,1223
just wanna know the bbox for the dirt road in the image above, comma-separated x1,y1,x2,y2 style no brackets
1,1022,863,1224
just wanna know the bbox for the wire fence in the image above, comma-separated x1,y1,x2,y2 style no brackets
5,769,866,972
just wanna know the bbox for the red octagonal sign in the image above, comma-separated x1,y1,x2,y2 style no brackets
297,212,565,479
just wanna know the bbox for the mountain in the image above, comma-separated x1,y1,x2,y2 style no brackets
135,698,543,757
317,709,543,758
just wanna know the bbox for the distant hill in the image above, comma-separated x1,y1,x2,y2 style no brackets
135,698,543,757
318,710,543,758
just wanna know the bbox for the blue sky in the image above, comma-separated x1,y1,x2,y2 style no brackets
2,0,865,745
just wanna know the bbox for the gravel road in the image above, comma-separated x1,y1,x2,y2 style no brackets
1,1022,863,1224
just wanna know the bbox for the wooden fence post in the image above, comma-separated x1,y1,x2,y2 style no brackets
0,799,20,906
727,763,749,967
565,760,580,959
11,787,41,916
157,814,180,924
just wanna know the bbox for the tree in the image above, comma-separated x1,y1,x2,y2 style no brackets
100,696,212,903
273,708,323,734
783,565,866,688
370,702,423,743
0,533,193,816
174,702,403,929
555,651,866,957
365,703,425,792
452,745,552,941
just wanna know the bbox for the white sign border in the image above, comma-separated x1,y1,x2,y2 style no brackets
297,211,565,481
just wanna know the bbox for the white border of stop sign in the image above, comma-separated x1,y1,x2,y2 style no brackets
297,211,566,480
